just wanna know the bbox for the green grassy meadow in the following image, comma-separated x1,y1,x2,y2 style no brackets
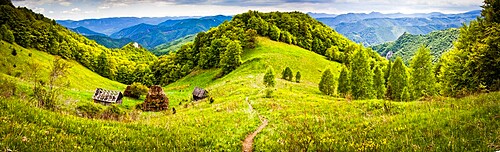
0,38,499,151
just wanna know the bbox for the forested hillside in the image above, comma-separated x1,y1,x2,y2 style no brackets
372,28,459,63
438,0,500,96
70,26,106,37
0,3,157,86
85,35,133,48
318,10,479,46
151,10,386,85
110,16,232,49
151,34,196,56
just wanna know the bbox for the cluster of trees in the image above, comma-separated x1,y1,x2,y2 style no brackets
321,45,436,101
437,0,500,96
282,67,301,83
152,11,366,85
0,4,157,86
322,0,499,99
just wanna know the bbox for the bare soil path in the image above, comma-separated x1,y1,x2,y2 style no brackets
242,97,268,152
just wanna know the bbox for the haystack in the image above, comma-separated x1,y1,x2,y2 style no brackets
139,85,169,111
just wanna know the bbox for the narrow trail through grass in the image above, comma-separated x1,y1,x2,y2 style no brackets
243,97,268,152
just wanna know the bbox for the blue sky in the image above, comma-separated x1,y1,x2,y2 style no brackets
12,0,483,20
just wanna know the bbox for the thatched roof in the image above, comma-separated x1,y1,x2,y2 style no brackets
92,88,123,103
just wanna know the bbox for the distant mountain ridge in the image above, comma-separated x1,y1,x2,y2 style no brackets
70,26,106,37
110,15,232,49
317,10,480,46
57,16,200,35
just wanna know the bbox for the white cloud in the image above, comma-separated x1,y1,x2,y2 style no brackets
59,1,71,6
98,6,110,9
62,7,81,14
32,7,45,13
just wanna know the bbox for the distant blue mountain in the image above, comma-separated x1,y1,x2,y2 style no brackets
70,26,106,37
110,15,232,49
57,16,199,35
317,10,481,46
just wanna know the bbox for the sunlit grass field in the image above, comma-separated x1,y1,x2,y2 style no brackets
0,38,499,151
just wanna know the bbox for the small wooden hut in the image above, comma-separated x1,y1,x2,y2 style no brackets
92,88,123,105
192,87,208,101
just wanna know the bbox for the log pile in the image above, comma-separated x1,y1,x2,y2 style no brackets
139,85,169,111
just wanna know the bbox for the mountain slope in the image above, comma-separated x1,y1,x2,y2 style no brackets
318,10,479,46
56,16,198,35
85,35,132,48
110,15,232,49
0,3,157,85
0,41,124,91
371,28,459,63
70,26,106,37
151,34,196,56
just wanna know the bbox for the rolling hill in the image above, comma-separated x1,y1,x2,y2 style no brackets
1,0,499,151
371,28,459,63
2,37,499,151
318,10,480,46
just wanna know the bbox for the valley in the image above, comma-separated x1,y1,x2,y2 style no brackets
1,0,499,151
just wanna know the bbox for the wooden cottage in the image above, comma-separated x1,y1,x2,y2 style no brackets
92,88,124,105
192,87,208,101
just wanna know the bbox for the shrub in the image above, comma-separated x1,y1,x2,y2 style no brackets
76,102,103,118
11,49,17,56
0,78,16,98
101,105,126,120
265,88,274,98
127,82,149,99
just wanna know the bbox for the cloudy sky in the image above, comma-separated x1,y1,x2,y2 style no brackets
12,0,484,20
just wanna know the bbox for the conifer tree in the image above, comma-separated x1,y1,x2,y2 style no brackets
389,57,408,101
337,65,350,96
410,46,436,98
319,68,335,96
295,71,301,83
373,64,385,99
350,49,374,99
282,67,293,81
263,66,276,87
287,68,293,81
384,61,392,85
402,87,411,102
